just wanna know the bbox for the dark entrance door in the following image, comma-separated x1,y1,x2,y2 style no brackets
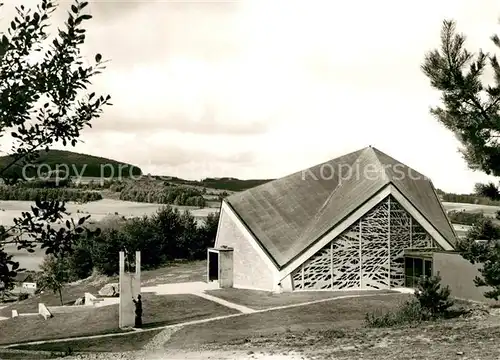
209,251,219,281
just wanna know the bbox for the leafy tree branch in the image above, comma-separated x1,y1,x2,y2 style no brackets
0,0,110,293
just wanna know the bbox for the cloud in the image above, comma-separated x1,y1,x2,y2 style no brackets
88,108,269,136
2,0,500,192
137,145,256,168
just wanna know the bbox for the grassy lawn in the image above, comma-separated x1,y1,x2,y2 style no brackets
0,280,106,318
11,329,163,353
5,293,407,353
140,260,206,286
166,293,409,349
0,306,125,345
0,260,207,318
0,350,56,359
0,293,238,346
206,288,395,310
141,293,239,329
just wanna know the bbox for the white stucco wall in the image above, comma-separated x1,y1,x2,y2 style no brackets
216,206,276,291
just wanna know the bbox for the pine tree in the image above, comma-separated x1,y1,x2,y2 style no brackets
415,274,454,318
423,18,500,301
456,219,500,300
422,20,500,179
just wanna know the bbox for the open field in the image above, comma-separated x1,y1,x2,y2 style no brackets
0,293,237,345
442,201,500,217
0,199,219,225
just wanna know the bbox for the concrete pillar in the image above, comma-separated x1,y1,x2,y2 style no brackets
119,251,141,328
135,251,141,276
219,248,233,288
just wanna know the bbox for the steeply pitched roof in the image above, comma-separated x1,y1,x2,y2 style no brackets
226,146,456,269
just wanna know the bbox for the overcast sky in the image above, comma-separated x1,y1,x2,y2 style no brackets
2,0,500,193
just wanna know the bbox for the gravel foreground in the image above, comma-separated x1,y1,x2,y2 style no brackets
60,350,306,359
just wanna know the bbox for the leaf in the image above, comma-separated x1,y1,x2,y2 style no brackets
71,4,78,13
76,14,92,23
95,53,102,63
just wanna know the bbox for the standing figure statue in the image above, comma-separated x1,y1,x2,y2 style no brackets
132,294,142,328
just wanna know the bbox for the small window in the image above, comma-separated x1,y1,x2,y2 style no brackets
405,257,413,276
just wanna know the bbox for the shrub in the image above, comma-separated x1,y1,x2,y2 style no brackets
365,298,423,327
414,274,454,318
365,274,454,328
447,210,485,226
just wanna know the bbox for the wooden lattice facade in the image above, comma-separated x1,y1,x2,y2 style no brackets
291,196,441,290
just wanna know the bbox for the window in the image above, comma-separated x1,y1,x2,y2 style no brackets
404,257,433,288
405,257,413,276
405,257,414,288
414,258,423,278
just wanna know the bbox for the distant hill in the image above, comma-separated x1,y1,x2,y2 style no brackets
200,177,274,192
0,150,142,179
157,176,274,192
